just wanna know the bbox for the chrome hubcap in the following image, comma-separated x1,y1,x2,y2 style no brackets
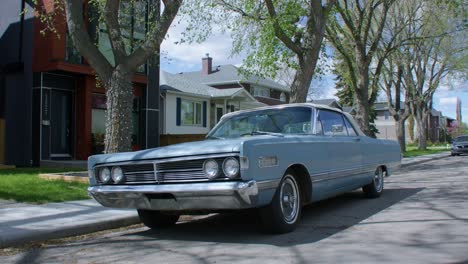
374,168,383,192
280,176,299,224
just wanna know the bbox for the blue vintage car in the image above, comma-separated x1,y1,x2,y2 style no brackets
88,103,401,233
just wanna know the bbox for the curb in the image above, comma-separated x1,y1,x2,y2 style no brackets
0,214,140,248
401,152,451,168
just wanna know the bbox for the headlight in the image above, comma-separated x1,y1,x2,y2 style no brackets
223,157,240,179
203,159,219,179
111,167,125,183
99,167,111,183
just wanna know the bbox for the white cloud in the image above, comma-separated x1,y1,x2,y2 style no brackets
160,16,243,73
439,97,458,106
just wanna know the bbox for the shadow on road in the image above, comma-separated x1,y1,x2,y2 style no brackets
131,187,424,247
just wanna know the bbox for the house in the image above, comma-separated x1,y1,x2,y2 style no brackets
158,71,264,145
373,103,411,142
1,0,35,166
179,55,290,106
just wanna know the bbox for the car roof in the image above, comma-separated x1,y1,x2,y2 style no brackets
221,103,343,119
220,103,366,137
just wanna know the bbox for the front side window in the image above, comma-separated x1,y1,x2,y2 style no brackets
181,100,202,126
208,107,312,138
318,110,348,136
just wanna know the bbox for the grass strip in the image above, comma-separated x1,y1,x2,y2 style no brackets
403,148,448,158
0,168,89,204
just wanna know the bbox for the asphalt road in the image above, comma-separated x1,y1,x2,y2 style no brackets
2,156,468,264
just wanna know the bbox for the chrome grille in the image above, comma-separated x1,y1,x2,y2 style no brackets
122,164,155,183
96,157,234,185
157,159,207,183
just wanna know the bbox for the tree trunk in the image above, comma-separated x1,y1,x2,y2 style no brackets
354,77,372,136
289,67,314,103
289,39,322,103
415,114,428,150
353,51,373,137
104,67,134,153
408,115,414,142
396,119,407,153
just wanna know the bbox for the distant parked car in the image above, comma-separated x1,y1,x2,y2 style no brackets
87,103,401,233
451,135,468,156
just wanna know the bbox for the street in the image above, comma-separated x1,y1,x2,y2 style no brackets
2,156,468,264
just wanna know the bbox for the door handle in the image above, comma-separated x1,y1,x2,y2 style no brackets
353,137,361,142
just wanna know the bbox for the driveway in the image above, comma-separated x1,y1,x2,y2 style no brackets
2,156,467,264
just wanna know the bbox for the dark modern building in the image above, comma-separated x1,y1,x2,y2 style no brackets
1,0,160,167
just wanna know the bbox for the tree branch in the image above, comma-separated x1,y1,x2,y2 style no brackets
264,0,303,55
126,0,182,70
64,0,112,81
103,0,127,65
216,0,266,20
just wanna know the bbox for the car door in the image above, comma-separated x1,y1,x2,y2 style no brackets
317,110,362,192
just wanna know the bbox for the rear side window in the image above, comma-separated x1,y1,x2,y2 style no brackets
318,110,347,136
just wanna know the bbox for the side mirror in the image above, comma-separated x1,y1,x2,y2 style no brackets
331,124,344,134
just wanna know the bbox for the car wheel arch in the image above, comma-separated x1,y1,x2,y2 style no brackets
285,164,312,205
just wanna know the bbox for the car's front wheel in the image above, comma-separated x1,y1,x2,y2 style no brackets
137,209,180,229
260,172,302,234
363,167,384,198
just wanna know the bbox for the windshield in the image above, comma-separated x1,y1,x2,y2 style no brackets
207,107,313,139
455,136,468,142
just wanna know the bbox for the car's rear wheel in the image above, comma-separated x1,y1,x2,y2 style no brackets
363,167,384,198
137,209,180,229
260,172,302,234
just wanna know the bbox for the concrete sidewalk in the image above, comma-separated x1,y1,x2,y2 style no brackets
0,151,451,248
0,200,139,248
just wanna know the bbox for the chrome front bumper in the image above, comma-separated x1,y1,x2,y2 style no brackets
88,180,259,211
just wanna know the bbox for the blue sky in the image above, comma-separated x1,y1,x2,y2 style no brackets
160,19,468,125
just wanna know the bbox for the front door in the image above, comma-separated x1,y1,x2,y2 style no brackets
215,106,224,124
50,90,73,158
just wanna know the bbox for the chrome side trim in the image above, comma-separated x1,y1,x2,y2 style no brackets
311,166,363,183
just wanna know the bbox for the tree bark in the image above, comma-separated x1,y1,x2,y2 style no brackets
413,106,429,150
104,67,134,153
395,119,407,152
289,66,315,103
290,50,321,103
354,53,372,136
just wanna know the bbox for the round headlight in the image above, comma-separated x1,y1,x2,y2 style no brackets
99,167,111,183
223,157,240,179
111,167,125,183
203,159,219,179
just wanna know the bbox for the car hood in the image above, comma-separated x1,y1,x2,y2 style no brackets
88,138,245,167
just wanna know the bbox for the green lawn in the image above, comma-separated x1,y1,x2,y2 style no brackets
403,147,449,158
0,168,89,204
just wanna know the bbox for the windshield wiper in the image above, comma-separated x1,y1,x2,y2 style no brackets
206,135,221,139
241,131,284,137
